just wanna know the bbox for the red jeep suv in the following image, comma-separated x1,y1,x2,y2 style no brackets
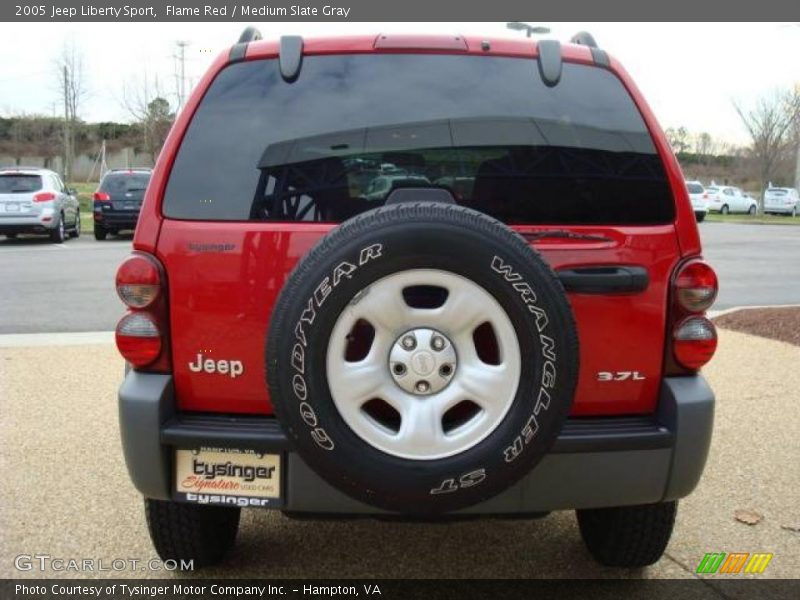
115,29,718,569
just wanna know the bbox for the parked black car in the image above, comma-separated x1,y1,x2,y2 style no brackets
93,169,152,240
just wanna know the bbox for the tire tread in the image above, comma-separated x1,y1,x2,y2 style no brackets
144,498,240,568
576,501,677,567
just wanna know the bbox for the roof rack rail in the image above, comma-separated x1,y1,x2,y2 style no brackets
230,27,263,62
570,31,598,48
238,27,262,44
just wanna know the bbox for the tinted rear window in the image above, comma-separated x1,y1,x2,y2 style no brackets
767,189,787,196
0,174,43,193
164,55,674,225
686,183,703,193
100,173,151,195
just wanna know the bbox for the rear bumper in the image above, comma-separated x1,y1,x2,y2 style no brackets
94,209,140,229
0,211,57,233
119,374,714,513
764,205,796,214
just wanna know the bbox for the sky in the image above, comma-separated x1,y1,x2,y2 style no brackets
0,22,798,146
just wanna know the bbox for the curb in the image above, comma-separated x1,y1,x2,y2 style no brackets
0,331,115,348
708,304,800,319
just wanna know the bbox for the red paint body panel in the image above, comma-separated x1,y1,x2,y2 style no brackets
133,35,705,418
158,221,679,416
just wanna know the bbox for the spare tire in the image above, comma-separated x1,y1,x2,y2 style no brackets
266,203,578,513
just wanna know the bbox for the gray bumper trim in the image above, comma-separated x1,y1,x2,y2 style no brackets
657,376,715,500
118,373,714,511
118,371,174,501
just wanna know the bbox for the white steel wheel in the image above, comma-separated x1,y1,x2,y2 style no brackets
326,269,521,460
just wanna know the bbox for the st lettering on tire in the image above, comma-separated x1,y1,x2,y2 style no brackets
266,203,579,513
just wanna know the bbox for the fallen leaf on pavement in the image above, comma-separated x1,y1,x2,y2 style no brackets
734,509,763,525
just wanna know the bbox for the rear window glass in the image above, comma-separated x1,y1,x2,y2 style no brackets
0,174,43,194
706,187,719,193
164,55,674,225
100,173,151,195
686,183,703,193
767,189,787,195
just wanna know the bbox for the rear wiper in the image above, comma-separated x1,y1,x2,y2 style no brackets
521,230,614,243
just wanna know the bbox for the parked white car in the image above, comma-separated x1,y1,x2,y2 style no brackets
763,187,799,217
705,185,758,215
685,180,708,222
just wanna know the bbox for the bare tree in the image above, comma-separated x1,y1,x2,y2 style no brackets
793,85,800,190
121,73,175,163
734,89,800,208
694,132,716,166
54,41,88,182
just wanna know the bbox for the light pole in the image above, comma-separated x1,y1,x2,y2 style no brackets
506,22,551,37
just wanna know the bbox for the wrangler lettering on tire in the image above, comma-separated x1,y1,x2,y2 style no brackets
267,203,579,514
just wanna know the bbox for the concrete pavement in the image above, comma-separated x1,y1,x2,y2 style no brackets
1,329,797,581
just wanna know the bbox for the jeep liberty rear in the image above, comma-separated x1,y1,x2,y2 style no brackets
116,31,718,569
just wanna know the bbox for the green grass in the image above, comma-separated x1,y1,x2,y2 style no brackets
68,181,97,213
79,210,94,232
704,212,800,226
67,182,97,236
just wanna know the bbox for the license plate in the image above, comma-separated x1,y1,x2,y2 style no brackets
124,202,135,210
174,447,282,507
5,203,19,212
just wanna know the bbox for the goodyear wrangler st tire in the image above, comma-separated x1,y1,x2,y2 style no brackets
266,203,578,513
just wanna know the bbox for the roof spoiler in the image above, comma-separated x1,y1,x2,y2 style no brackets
537,40,562,87
279,35,304,82
230,28,304,83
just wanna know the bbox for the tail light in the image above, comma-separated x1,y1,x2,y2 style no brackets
702,193,708,199
94,192,110,201
115,252,170,371
673,317,717,369
33,192,56,202
116,313,162,366
666,259,718,373
674,260,717,312
116,254,160,308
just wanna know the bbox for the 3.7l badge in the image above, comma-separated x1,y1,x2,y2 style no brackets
597,371,645,381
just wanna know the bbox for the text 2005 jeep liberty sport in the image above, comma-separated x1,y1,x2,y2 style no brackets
115,29,718,569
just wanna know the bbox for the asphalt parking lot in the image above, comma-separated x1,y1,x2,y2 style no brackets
0,234,132,334
0,328,798,581
0,222,798,334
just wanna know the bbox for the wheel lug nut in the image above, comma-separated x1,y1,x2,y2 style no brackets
439,364,453,377
401,335,416,350
393,363,406,376
431,336,445,351
415,381,430,394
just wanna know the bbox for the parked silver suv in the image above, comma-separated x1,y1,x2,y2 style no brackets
0,167,80,243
